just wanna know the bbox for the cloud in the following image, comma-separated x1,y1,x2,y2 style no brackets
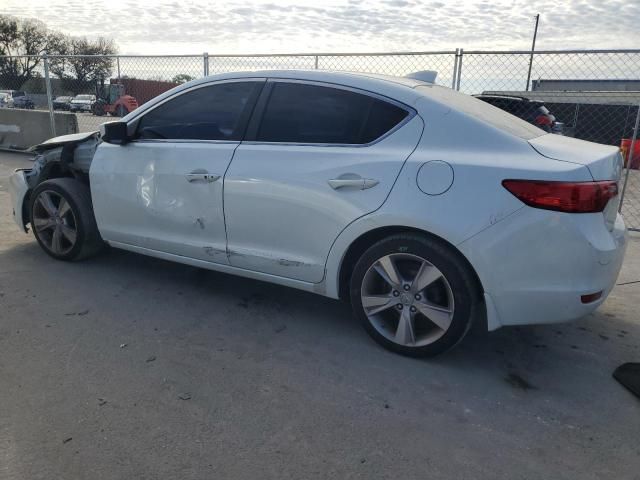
1,0,638,54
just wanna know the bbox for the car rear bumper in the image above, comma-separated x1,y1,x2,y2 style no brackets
9,169,30,232
459,207,627,330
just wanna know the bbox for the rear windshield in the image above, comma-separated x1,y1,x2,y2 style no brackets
417,85,545,140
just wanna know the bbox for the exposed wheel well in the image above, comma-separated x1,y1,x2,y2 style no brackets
337,226,485,303
21,161,90,229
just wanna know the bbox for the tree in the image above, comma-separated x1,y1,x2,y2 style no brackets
172,73,194,84
0,16,64,89
49,36,117,93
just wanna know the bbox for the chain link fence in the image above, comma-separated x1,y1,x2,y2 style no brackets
1,49,639,228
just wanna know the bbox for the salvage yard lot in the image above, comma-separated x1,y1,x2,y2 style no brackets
1,151,639,479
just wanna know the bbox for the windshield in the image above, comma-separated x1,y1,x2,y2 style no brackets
75,95,94,101
417,85,544,140
55,96,70,101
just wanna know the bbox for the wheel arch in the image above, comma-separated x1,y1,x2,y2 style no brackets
335,225,486,310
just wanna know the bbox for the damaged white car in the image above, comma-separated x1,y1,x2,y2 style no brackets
9,70,627,357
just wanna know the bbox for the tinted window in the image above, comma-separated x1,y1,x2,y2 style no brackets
256,83,408,144
137,82,259,141
13,91,25,98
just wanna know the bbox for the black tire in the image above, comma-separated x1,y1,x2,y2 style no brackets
29,178,104,261
92,102,105,116
350,233,481,357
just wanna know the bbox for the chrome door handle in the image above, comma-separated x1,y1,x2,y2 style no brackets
185,172,221,183
328,177,379,190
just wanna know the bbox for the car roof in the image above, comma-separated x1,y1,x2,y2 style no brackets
150,70,430,108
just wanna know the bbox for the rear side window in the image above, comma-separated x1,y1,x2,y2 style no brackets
256,83,408,144
137,82,259,141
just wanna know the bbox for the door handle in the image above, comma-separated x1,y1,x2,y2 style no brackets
328,177,379,190
185,172,221,183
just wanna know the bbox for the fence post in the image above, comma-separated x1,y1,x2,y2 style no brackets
116,57,121,81
314,55,319,70
43,54,56,137
203,52,209,76
451,49,459,89
619,103,640,212
456,48,463,91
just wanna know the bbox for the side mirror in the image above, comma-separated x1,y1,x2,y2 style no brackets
100,121,129,145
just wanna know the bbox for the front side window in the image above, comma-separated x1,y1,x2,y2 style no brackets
256,82,409,144
136,82,259,141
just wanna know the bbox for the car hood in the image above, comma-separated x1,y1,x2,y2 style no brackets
29,131,98,152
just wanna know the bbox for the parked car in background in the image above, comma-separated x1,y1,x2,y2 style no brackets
53,96,73,111
474,94,564,134
0,92,9,107
70,94,96,112
11,94,35,109
0,90,33,109
8,70,626,357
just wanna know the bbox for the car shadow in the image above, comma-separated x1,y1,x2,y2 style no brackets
1,240,637,402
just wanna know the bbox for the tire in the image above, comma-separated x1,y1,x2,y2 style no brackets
116,104,128,117
92,103,105,116
350,233,481,357
29,178,104,261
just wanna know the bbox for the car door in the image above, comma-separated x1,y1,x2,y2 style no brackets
90,79,264,264
224,80,423,282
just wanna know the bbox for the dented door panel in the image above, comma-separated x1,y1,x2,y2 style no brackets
90,141,237,264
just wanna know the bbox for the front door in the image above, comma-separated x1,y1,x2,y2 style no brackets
224,80,423,282
91,80,264,264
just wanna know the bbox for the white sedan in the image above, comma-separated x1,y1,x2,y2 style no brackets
9,70,627,356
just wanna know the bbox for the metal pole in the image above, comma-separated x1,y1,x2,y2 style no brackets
525,14,540,91
43,55,56,137
456,48,463,91
117,57,121,82
619,104,640,211
314,55,319,69
203,52,209,76
451,49,458,89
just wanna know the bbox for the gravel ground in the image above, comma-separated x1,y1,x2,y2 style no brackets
1,151,639,480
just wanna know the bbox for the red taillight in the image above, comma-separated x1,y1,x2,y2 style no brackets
502,180,618,213
581,291,603,304
535,115,553,127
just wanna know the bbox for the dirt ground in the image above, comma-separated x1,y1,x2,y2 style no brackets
1,151,639,480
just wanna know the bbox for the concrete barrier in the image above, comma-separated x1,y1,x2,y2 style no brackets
0,109,78,150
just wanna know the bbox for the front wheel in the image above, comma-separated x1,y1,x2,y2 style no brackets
350,233,481,357
30,178,104,261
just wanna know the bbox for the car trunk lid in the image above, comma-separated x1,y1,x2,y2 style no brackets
529,134,623,230
529,134,623,181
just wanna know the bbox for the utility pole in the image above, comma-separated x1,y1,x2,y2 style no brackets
525,14,540,92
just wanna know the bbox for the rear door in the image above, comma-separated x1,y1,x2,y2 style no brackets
223,80,423,282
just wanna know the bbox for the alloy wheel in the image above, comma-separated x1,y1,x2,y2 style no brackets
360,253,455,347
32,190,78,256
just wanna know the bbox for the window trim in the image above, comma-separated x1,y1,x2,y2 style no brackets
127,78,267,144
243,78,416,148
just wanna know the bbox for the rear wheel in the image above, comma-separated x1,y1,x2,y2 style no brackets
350,233,481,357
30,178,104,261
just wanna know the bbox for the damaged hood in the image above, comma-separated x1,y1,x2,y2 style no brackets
30,131,99,153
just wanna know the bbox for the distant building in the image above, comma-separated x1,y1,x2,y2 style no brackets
532,79,640,92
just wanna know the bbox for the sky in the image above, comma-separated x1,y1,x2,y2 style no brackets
1,0,639,55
